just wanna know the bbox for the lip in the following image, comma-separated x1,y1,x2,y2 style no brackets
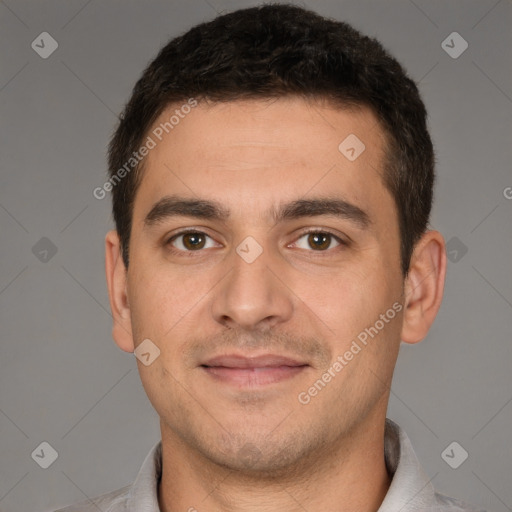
202,354,306,368
201,353,309,387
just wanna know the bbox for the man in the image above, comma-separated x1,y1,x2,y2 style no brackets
58,3,485,511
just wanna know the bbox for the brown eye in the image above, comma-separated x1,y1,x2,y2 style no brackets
307,232,332,250
168,231,215,252
182,232,206,250
293,231,342,251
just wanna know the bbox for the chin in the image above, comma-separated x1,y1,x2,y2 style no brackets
198,427,322,479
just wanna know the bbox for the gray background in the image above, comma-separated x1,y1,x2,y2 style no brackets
0,1,511,511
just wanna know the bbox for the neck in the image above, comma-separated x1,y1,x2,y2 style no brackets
157,414,391,512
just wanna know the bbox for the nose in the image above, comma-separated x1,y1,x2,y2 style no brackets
210,242,294,331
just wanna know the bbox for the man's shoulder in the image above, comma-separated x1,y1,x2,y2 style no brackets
54,484,131,512
430,491,487,512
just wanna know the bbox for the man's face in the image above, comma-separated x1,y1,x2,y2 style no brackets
124,98,404,472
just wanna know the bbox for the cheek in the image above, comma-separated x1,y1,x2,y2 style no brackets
127,265,214,356
128,264,195,330
127,267,175,341
297,263,395,342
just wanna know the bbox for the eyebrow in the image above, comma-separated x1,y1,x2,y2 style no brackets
143,194,371,229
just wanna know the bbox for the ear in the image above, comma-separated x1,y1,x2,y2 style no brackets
105,230,135,353
401,230,447,344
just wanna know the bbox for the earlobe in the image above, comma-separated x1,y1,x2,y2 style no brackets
105,230,135,353
400,230,447,344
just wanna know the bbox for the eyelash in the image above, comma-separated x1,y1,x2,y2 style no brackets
165,228,348,256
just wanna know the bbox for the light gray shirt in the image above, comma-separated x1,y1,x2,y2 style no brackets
55,419,485,511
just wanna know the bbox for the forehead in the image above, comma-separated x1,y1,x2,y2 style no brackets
133,97,394,227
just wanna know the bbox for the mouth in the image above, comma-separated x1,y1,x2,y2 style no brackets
200,354,309,387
